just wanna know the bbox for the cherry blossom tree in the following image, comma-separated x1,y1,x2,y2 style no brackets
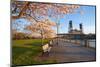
25,19,56,45
11,1,80,45
11,1,80,22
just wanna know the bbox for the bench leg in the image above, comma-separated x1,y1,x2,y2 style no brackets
42,52,45,56
47,52,49,56
42,52,49,56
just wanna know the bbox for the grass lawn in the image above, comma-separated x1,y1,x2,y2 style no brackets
12,39,56,66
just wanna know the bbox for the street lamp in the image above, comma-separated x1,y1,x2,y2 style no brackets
56,16,60,45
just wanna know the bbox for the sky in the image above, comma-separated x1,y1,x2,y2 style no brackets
12,4,96,34
51,5,96,34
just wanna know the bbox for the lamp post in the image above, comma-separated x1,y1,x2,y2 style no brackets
56,15,60,45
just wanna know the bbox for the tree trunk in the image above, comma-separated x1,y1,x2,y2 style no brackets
41,30,44,46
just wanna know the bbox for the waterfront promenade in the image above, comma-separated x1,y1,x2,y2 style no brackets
49,38,96,63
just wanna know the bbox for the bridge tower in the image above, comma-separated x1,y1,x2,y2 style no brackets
79,23,83,33
68,20,73,33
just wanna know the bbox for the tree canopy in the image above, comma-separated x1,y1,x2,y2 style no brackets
11,1,79,22
11,1,80,38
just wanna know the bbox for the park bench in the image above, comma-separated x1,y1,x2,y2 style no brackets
42,40,53,56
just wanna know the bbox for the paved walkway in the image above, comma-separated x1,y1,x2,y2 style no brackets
49,38,96,63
